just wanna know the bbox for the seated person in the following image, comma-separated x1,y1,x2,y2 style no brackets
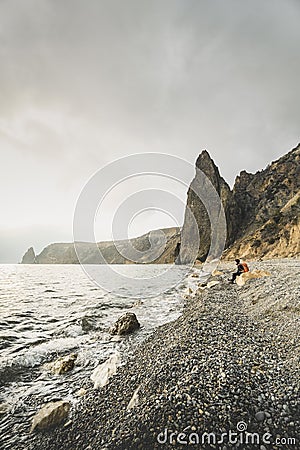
230,258,249,283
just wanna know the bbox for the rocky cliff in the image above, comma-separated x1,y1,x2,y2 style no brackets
182,143,300,261
224,192,300,259
21,143,300,264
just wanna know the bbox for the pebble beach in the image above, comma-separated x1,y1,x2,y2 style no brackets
26,259,300,449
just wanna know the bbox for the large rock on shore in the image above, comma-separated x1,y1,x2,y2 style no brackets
91,353,120,389
43,353,77,375
236,269,271,286
30,401,70,432
109,313,140,335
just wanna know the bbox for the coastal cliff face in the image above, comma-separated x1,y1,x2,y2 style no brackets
27,228,180,264
21,144,300,264
182,143,300,261
225,187,300,259
225,144,300,259
232,144,300,236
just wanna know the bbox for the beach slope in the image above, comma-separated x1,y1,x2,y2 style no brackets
29,259,299,450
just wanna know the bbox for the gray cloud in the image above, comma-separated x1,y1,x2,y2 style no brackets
0,0,299,261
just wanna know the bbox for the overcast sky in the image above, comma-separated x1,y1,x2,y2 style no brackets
0,0,299,262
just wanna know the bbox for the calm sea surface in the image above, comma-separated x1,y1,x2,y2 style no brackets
0,264,193,449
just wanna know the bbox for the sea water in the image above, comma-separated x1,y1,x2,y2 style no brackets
0,264,192,449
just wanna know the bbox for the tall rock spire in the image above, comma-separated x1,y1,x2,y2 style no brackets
180,150,234,263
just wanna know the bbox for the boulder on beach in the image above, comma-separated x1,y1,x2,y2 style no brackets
236,270,271,286
109,312,140,335
30,400,70,432
91,353,120,389
43,353,77,375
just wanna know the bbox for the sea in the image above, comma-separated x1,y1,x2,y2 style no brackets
0,263,198,449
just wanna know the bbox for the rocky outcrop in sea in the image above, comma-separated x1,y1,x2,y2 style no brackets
21,247,36,264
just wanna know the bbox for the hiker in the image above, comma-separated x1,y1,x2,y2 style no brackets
230,258,249,283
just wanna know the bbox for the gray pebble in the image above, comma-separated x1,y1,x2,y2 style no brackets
255,411,265,422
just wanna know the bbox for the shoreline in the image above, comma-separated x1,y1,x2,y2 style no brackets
27,259,299,449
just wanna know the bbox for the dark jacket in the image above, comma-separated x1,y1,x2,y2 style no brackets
237,263,245,273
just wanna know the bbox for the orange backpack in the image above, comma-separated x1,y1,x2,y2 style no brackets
241,262,249,272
